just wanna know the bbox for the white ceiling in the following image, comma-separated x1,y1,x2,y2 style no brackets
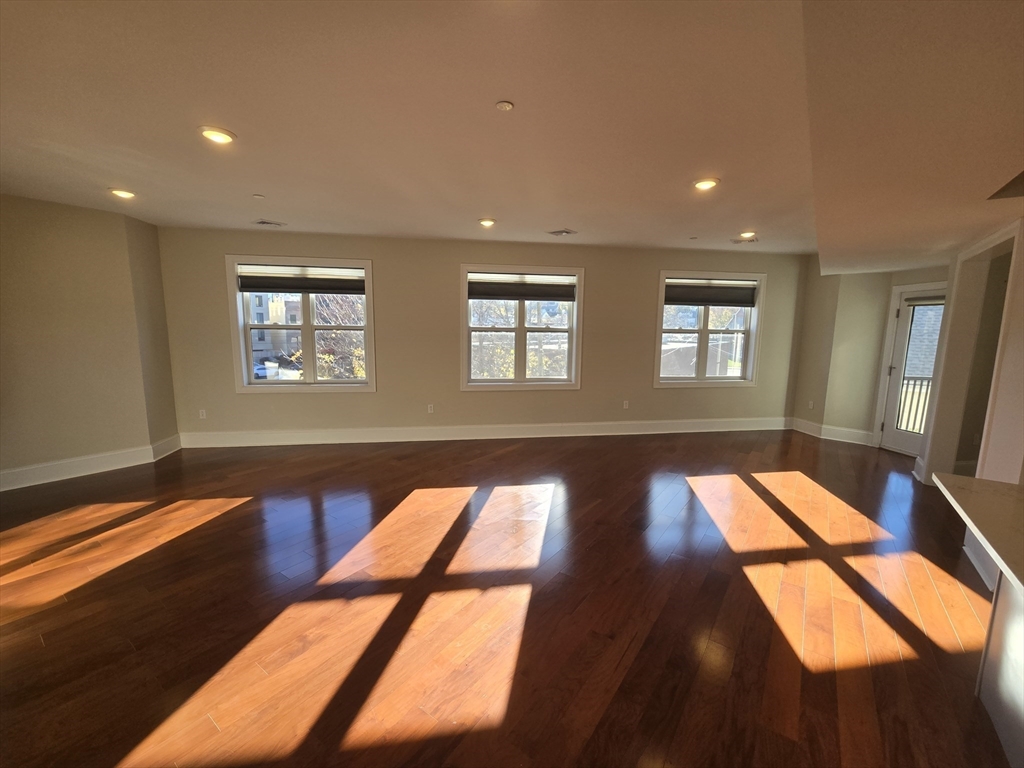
0,1,1021,273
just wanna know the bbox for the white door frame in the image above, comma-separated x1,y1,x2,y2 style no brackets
872,281,947,452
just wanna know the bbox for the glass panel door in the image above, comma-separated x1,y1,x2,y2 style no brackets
895,304,943,434
881,292,945,457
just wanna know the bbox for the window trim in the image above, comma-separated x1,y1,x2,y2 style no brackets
653,270,766,389
460,263,584,391
225,254,377,394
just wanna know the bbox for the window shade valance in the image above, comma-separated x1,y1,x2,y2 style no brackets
664,278,757,308
237,264,365,295
904,295,945,307
467,272,577,302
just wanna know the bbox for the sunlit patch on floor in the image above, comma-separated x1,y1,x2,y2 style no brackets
0,498,249,624
340,585,531,749
316,487,477,584
689,472,986,672
118,594,401,768
119,484,553,766
447,484,553,574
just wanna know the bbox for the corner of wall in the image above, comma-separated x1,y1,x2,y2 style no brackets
123,215,180,455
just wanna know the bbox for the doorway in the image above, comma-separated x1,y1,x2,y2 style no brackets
953,251,1013,475
879,286,946,456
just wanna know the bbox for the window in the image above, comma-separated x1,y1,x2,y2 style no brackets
461,265,584,390
655,272,764,386
226,257,375,391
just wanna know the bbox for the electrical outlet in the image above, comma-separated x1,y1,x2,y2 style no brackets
199,409,207,419
623,400,629,410
808,400,813,410
427,404,434,414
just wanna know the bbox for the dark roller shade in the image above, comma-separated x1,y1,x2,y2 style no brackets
904,295,945,306
468,281,576,302
238,275,365,295
664,283,756,307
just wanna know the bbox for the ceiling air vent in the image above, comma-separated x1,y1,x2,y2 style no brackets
253,218,286,227
730,237,759,244
547,228,577,237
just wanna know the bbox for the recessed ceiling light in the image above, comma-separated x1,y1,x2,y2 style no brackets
694,178,719,191
199,126,236,144
252,193,265,199
109,189,135,198
739,231,756,238
495,101,514,111
479,218,496,227
548,228,577,237
689,236,698,240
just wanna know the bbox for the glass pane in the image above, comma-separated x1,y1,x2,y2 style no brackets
469,299,516,328
660,333,698,377
706,332,745,377
250,329,303,381
313,294,365,326
248,293,302,324
526,332,569,378
470,331,515,379
662,305,700,330
896,304,944,434
525,301,570,329
315,330,366,381
707,306,750,330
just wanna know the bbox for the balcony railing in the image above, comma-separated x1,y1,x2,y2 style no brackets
897,376,932,434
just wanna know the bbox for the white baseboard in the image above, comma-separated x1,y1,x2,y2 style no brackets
0,435,182,492
151,434,182,461
179,416,790,448
789,418,875,446
0,445,155,491
820,424,875,446
0,414,885,491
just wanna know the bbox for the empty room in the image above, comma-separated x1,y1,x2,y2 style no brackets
1,1,1023,767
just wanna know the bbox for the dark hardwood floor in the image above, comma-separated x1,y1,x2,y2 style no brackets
0,430,1010,767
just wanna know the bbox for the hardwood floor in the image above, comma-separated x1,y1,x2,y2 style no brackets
0,430,1010,767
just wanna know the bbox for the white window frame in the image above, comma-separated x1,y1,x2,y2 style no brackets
225,254,376,393
653,270,766,388
460,263,584,391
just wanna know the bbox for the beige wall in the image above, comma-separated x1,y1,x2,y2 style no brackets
0,195,151,468
790,259,950,435
891,265,949,287
125,217,178,444
823,272,892,432
790,256,840,424
158,228,805,436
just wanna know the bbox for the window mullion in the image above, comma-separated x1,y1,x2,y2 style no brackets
695,306,709,380
303,293,315,383
516,299,527,381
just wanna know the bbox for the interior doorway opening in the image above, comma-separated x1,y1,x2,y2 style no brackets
953,250,1013,476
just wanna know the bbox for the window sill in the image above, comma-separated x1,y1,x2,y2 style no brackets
236,381,376,394
462,380,580,392
654,378,755,389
